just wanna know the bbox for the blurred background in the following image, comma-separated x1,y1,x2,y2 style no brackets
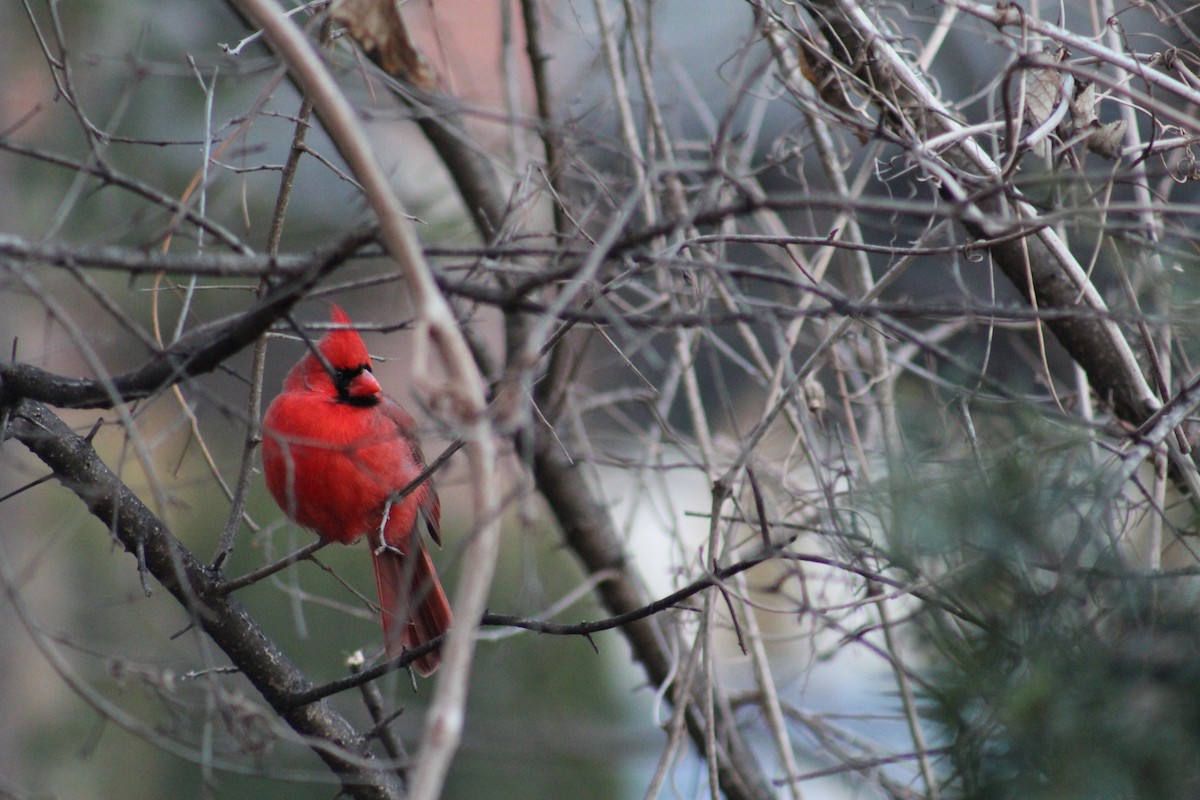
4,1,1200,799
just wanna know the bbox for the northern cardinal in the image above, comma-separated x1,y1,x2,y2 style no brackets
261,305,451,675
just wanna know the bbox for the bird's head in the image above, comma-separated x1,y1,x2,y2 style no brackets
286,304,382,406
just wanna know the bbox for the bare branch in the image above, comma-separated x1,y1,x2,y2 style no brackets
6,399,404,800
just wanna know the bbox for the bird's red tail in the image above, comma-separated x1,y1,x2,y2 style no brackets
370,540,452,676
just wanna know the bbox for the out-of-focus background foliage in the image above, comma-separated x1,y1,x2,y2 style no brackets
5,1,1200,799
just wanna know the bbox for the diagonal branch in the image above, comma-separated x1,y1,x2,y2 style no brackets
0,226,375,409
5,398,403,800
531,435,776,800
222,5,499,800
791,0,1160,426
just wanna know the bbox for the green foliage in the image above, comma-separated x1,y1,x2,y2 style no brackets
890,419,1200,799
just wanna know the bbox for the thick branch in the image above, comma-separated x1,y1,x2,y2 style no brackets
796,0,1160,425
223,6,499,800
0,226,374,409
531,437,776,800
396,87,511,242
5,399,403,800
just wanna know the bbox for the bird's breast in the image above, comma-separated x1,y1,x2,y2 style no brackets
262,393,422,544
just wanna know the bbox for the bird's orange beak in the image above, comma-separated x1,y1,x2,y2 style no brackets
346,368,382,399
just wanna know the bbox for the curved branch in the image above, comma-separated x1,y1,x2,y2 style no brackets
223,6,499,800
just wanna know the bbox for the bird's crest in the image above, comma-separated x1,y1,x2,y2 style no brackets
320,304,371,371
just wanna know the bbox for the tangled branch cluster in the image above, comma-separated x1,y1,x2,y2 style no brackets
3,1,1200,799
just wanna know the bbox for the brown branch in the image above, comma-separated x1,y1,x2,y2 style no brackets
521,0,568,237
286,542,983,708
5,398,403,800
221,7,499,800
530,434,776,800
0,226,375,409
796,0,1161,426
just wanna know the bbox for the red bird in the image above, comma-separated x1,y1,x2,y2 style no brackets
261,305,451,675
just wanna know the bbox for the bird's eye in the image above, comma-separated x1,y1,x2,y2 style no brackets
334,366,362,386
